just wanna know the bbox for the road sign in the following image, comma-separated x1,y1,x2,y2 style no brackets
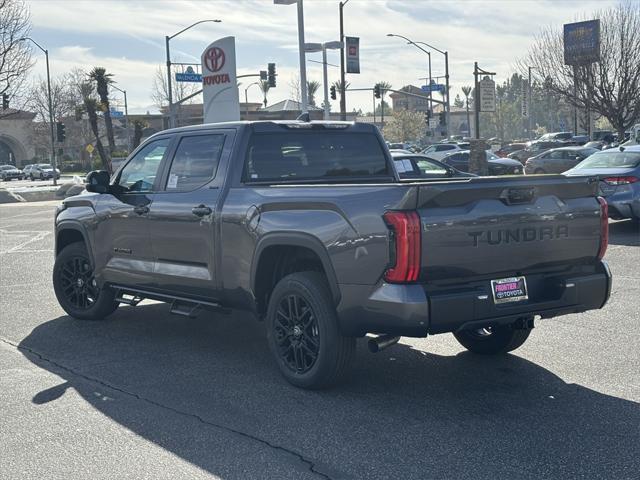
85,144,94,154
559,119,566,131
421,84,445,93
479,76,496,112
109,109,124,118
564,20,600,65
428,119,438,128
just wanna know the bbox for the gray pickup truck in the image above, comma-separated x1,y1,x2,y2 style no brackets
53,121,611,389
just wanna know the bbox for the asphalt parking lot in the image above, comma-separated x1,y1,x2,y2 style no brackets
1,201,639,480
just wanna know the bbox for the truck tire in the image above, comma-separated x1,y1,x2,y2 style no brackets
266,272,355,389
453,324,531,355
53,242,118,321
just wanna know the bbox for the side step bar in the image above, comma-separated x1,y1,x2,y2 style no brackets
111,284,229,318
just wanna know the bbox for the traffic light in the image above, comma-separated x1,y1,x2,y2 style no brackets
260,70,267,81
374,84,381,99
56,122,66,143
330,85,337,100
268,63,276,87
2,94,8,110
439,112,446,126
425,110,432,121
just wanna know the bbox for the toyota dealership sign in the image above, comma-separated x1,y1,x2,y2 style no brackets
201,37,240,123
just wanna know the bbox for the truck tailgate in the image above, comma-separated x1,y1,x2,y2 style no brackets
416,175,602,282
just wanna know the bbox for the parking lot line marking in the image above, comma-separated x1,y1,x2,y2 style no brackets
0,209,55,220
2,231,50,254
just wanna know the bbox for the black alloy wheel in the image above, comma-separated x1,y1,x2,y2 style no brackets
58,255,100,310
53,242,118,320
274,293,320,374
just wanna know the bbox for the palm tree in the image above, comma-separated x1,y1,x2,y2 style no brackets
461,85,472,136
80,81,111,173
332,80,350,98
88,67,116,153
259,80,270,108
307,80,321,106
375,81,392,125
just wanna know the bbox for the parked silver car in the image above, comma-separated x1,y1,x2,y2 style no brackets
524,146,599,174
0,164,23,181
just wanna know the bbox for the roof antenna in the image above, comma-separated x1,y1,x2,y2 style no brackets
296,111,310,122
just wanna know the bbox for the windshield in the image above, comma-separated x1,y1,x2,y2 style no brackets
38,164,53,169
574,151,640,169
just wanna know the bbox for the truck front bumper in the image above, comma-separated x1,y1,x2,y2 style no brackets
336,261,612,337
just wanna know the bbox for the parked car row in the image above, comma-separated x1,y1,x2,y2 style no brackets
0,164,24,181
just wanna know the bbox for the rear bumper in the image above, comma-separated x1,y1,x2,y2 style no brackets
336,261,612,337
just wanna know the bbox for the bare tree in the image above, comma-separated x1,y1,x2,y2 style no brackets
0,0,33,117
522,2,640,137
151,65,200,108
289,74,301,103
384,109,425,143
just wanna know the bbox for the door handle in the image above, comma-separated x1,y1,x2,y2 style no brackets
192,205,212,217
133,205,149,215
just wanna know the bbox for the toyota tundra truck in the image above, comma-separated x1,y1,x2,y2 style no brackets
53,121,611,389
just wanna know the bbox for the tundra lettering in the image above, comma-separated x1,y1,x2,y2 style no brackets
468,225,570,247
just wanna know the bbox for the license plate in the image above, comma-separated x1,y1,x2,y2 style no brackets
491,276,528,304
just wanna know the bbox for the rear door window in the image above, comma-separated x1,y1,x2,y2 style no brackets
165,134,225,191
244,131,389,182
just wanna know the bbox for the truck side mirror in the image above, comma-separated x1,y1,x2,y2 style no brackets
85,170,111,193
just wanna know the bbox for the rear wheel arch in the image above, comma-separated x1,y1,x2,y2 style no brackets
251,233,340,316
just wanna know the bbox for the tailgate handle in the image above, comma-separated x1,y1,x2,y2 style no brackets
500,187,536,205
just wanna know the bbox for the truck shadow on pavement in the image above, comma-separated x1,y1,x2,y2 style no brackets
19,305,640,480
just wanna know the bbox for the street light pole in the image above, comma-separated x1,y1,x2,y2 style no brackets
274,1,308,112
415,41,449,138
165,19,221,129
112,85,130,152
20,37,57,186
304,41,342,120
244,82,259,119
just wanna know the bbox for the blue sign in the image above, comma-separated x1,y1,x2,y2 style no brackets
109,109,124,118
564,20,600,65
176,72,203,83
421,84,445,93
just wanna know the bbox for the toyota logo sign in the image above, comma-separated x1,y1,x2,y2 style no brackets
204,47,226,72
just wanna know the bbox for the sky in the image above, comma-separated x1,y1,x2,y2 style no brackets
26,0,617,115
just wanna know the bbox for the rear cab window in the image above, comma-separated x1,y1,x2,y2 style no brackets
165,134,225,191
244,130,390,183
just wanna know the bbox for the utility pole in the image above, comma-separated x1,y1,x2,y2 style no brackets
528,66,533,140
339,0,350,120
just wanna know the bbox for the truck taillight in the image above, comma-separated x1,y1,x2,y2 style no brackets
597,196,608,260
602,176,638,185
383,211,421,283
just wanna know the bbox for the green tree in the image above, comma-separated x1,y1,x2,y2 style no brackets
258,80,270,108
453,94,464,108
88,67,116,152
375,81,392,124
80,81,111,173
307,80,321,106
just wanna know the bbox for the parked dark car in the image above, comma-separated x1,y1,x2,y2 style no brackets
52,120,611,389
508,140,563,163
391,152,473,180
524,146,600,174
0,164,23,181
441,150,523,175
495,143,526,158
584,141,607,150
567,135,590,146
564,145,640,221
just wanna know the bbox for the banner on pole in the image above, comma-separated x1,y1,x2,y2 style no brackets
202,36,240,123
521,82,529,118
346,37,360,74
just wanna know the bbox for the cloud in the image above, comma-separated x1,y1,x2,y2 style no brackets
27,0,619,114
